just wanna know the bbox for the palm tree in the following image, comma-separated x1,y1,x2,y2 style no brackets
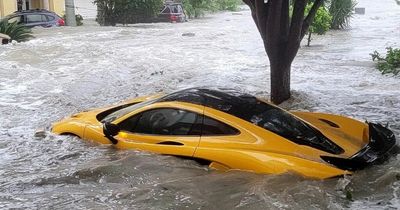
0,20,33,42
328,0,357,29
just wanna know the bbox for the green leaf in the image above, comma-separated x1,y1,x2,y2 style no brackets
0,20,34,42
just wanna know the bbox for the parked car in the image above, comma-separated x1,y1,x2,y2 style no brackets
154,2,187,23
4,9,65,28
52,88,397,179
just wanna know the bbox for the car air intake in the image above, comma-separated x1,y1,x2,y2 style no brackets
319,119,340,128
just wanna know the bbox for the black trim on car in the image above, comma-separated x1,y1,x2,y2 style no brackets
96,102,139,122
321,123,397,171
319,118,340,128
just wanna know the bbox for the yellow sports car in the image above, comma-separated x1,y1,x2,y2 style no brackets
52,88,397,179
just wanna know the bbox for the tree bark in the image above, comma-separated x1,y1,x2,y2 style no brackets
65,0,77,26
270,60,291,103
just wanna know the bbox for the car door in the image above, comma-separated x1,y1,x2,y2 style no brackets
193,109,258,171
194,114,242,151
114,107,202,157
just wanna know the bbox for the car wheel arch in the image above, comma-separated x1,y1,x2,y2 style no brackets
59,132,81,138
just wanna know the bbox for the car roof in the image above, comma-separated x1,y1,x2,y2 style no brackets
165,0,182,5
166,3,182,6
157,88,273,120
157,88,344,154
12,9,56,15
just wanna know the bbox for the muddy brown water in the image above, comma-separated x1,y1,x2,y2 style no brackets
0,0,399,209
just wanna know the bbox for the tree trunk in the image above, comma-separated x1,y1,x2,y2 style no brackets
243,0,324,104
307,31,312,47
270,61,291,104
65,0,77,26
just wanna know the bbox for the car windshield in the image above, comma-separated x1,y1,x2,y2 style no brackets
101,98,158,123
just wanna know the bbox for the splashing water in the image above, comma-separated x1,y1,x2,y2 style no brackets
0,0,399,209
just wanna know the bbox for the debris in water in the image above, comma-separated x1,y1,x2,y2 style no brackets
34,128,47,139
182,32,195,37
150,70,164,76
355,8,366,15
345,190,353,201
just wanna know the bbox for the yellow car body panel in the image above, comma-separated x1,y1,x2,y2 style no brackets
52,89,396,179
194,147,350,178
291,112,369,157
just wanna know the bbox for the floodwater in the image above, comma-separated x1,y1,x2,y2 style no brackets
0,0,399,209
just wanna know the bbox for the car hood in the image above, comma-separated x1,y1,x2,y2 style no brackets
52,94,163,134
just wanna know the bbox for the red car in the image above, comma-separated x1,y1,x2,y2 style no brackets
155,3,187,23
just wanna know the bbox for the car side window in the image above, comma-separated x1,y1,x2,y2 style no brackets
201,116,240,136
119,108,200,136
26,14,46,23
177,5,183,13
118,113,141,133
172,5,179,13
161,6,171,14
46,15,55,21
8,16,22,24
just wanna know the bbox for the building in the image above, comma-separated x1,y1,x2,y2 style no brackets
0,0,65,17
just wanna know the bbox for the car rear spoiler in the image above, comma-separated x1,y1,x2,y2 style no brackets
321,123,397,171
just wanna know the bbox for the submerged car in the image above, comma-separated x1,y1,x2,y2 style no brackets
154,2,187,23
4,9,65,28
52,88,397,179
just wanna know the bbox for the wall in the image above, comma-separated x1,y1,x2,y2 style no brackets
49,0,64,16
0,0,64,17
30,0,41,9
0,0,17,17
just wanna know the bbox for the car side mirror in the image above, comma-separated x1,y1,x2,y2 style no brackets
103,123,120,144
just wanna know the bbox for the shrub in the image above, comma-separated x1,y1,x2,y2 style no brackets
371,47,400,75
183,0,241,19
63,14,84,26
182,0,211,18
328,0,357,29
215,0,241,11
306,4,332,46
94,0,163,26
0,20,33,42
290,3,332,46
